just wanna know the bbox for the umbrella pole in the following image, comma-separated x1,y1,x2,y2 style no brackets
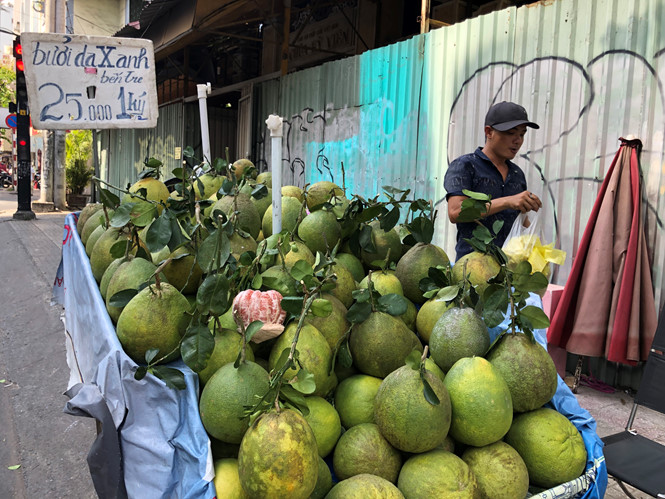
572,356,585,393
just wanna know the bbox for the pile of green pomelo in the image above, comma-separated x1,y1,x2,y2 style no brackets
76,157,588,499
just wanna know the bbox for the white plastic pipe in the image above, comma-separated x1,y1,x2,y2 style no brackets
197,83,212,166
265,114,284,234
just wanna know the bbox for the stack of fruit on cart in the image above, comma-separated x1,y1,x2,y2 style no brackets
76,149,585,498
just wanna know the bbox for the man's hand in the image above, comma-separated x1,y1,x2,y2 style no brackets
447,191,541,223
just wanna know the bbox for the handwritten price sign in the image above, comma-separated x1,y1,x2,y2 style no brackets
21,32,158,129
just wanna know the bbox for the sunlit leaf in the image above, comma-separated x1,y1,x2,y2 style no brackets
244,321,265,342
289,369,317,395
311,298,332,317
519,305,551,330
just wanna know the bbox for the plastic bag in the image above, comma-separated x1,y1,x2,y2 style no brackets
502,210,566,279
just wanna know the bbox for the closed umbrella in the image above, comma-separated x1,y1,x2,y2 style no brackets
548,137,657,366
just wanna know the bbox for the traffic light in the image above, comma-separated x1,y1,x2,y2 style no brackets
13,37,28,113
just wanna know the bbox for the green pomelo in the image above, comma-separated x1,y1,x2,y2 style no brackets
122,177,170,213
394,242,450,304
415,297,455,343
76,203,103,235
304,293,350,351
81,211,106,247
212,458,250,499
429,307,490,372
250,186,272,220
192,172,224,200
261,265,299,296
229,232,258,261
231,158,257,180
256,171,272,185
90,227,135,282
303,396,342,458
105,257,160,324
199,361,269,444
425,357,446,383
262,195,302,238
268,323,336,397
282,239,315,270
349,311,422,378
487,332,558,412
461,441,529,499
397,449,478,498
84,223,105,257
451,250,501,298
398,297,417,331
210,193,261,240
332,423,401,482
99,257,127,301
360,220,402,270
310,455,333,499
325,474,404,498
505,407,587,488
358,270,403,296
374,365,451,453
334,374,382,429
198,329,255,385
238,409,318,499
328,262,355,308
281,185,305,203
116,282,190,363
334,252,365,283
297,209,341,256
306,180,345,210
162,246,203,295
444,357,513,447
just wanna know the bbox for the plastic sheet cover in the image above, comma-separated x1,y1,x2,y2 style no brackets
52,214,216,499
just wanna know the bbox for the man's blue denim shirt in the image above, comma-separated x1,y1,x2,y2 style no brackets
444,147,527,262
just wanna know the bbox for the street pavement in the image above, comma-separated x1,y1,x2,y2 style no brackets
0,186,662,498
0,188,96,499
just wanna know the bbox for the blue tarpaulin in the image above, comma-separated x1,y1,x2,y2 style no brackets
53,213,216,499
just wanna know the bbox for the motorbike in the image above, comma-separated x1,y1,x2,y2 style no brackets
0,171,12,189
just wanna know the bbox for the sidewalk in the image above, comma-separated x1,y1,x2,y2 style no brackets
0,191,96,499
0,189,662,498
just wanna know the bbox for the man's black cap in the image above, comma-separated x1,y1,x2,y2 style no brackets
485,101,539,131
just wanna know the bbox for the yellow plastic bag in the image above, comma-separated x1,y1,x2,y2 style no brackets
502,211,566,277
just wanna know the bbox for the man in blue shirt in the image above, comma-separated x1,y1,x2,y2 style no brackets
444,101,542,261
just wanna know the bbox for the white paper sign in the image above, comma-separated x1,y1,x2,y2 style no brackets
21,32,158,129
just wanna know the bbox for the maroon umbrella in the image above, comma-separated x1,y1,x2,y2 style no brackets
548,137,657,365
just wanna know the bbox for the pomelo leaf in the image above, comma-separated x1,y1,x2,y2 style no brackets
196,274,229,316
168,217,188,250
181,324,215,372
98,186,120,209
428,266,450,287
251,184,268,200
492,220,504,236
422,289,438,299
146,157,163,169
519,305,550,330
221,178,235,195
150,366,186,390
145,213,172,252
144,348,160,364
134,366,147,380
405,349,421,371
280,296,303,316
290,260,314,281
109,239,130,258
346,301,371,323
311,298,332,318
171,167,184,178
108,288,138,308
472,224,494,244
436,285,460,302
183,146,195,158
376,293,408,316
351,288,370,303
379,206,400,232
272,348,294,376
110,203,133,227
462,189,491,202
136,246,151,262
320,282,337,293
356,204,385,223
251,274,263,289
422,377,440,406
289,369,317,395
408,216,434,244
338,339,353,368
358,224,376,253
131,203,158,228
281,385,310,414
239,251,255,266
244,320,265,342
8,464,21,470
382,185,409,196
